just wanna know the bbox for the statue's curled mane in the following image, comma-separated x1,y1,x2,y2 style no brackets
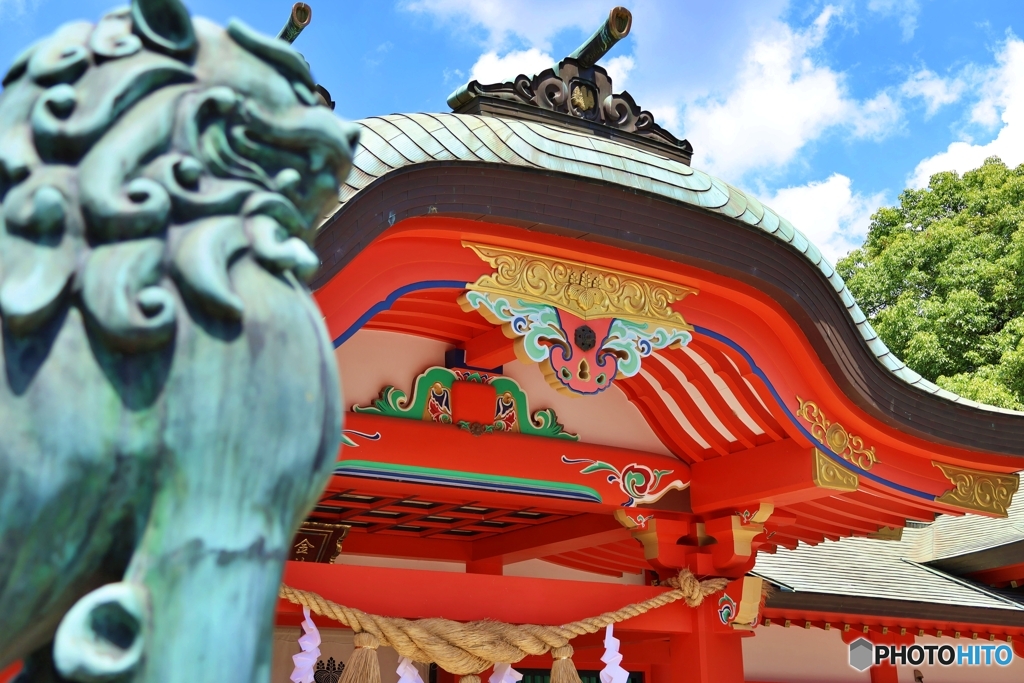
0,0,357,349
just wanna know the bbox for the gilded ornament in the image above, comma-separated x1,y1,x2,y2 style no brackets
463,242,697,327
571,85,595,111
933,463,1019,517
811,449,859,492
796,397,877,470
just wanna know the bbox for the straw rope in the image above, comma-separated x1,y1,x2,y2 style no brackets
278,570,728,675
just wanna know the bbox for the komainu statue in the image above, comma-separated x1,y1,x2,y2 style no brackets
0,0,356,680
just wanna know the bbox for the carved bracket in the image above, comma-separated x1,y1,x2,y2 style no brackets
460,242,697,395
353,366,577,440
717,576,765,631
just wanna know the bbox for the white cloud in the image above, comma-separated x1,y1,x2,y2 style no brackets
867,0,921,41
900,69,965,117
647,104,680,132
909,37,1024,188
604,55,635,91
681,7,902,180
765,174,885,262
853,91,903,139
469,48,554,84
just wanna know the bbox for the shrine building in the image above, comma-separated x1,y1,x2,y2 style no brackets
277,7,1024,683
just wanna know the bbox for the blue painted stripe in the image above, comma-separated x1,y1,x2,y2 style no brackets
693,325,935,501
330,278,934,501
332,280,469,347
335,465,603,503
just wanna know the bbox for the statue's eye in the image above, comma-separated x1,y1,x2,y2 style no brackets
560,367,571,380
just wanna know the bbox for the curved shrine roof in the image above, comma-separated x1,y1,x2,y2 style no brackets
331,111,1016,417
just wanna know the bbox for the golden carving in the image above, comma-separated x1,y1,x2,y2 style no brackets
463,242,698,326
571,85,595,111
812,448,859,491
933,462,1019,517
796,397,877,470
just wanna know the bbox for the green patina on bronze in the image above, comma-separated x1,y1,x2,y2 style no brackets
0,1,358,681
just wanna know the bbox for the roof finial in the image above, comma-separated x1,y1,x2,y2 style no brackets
567,7,632,69
278,2,312,43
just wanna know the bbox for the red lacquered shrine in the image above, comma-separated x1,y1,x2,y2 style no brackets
269,9,1024,683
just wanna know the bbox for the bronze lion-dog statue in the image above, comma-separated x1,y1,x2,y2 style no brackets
0,0,356,680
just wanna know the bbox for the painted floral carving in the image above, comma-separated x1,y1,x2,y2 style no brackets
561,456,688,506
354,367,578,440
462,290,691,395
717,595,737,625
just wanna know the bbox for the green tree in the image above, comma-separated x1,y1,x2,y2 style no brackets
837,157,1024,410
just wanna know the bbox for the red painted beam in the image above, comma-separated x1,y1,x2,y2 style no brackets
968,561,1024,588
341,413,690,513
690,440,827,513
342,530,472,562
471,513,632,563
278,561,694,633
462,326,516,368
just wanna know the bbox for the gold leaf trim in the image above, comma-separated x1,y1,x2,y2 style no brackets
933,463,1019,517
463,242,697,326
796,397,877,470
812,448,859,491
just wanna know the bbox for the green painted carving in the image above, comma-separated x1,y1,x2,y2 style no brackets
0,1,358,682
353,366,578,441
461,290,693,387
461,291,567,363
603,318,693,377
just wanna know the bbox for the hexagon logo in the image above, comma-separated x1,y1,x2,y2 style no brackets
849,638,874,671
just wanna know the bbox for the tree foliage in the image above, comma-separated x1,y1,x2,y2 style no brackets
837,158,1024,410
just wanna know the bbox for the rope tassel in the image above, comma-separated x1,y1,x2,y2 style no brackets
550,645,581,683
339,632,382,683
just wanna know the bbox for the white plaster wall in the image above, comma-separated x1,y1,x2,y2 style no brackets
334,329,452,410
501,359,672,455
743,625,869,682
335,328,671,455
893,636,1024,682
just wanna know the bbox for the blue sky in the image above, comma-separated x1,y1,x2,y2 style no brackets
2,0,1022,261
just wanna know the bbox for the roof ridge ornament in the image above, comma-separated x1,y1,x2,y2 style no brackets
447,7,692,163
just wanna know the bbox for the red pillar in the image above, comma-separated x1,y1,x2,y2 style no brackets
662,600,745,683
